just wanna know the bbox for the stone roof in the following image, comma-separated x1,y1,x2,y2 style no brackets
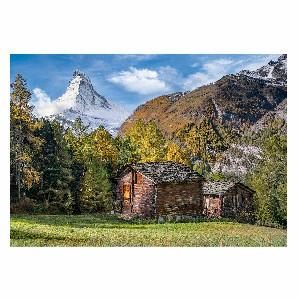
120,161,203,184
203,181,254,195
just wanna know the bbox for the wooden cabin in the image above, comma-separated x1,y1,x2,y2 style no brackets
112,162,204,218
203,181,254,219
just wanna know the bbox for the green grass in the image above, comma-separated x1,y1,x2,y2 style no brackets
10,214,287,247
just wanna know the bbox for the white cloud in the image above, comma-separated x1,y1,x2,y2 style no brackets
108,62,236,95
183,59,235,90
31,88,58,117
32,88,72,118
203,59,233,75
107,67,169,95
158,66,183,91
115,54,157,62
183,72,213,91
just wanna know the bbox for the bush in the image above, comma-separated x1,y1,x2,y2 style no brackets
10,198,36,214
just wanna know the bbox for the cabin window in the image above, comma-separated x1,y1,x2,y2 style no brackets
137,172,142,184
133,172,142,184
123,185,131,204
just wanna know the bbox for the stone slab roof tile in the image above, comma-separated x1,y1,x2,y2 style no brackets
203,181,236,195
203,181,254,195
121,161,203,184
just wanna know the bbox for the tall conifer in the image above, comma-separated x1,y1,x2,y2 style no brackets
10,74,43,203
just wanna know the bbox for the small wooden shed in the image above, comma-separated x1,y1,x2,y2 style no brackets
112,162,204,218
203,181,254,219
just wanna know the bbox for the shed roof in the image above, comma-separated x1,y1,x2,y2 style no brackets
203,181,254,195
118,161,203,184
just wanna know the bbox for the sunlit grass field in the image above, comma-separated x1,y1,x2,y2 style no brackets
10,214,287,247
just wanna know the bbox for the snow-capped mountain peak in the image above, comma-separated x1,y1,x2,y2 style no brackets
48,70,130,136
73,69,91,83
237,54,287,87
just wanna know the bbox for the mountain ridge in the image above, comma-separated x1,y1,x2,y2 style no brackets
118,55,287,137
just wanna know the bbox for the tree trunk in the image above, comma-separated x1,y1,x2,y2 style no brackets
17,123,22,203
45,193,50,209
17,161,21,203
13,128,17,186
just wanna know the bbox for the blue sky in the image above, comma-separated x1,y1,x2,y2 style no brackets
10,54,281,115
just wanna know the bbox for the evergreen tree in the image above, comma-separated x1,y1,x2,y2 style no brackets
114,135,139,169
80,157,112,213
65,122,116,213
30,120,74,213
73,116,90,138
10,74,43,203
247,134,287,226
64,123,87,214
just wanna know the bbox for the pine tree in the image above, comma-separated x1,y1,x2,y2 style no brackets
114,135,138,169
65,122,116,213
64,123,87,214
80,157,112,213
79,126,117,212
30,120,74,213
247,134,287,226
10,74,43,203
125,119,146,161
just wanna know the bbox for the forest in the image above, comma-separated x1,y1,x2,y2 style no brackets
10,74,287,227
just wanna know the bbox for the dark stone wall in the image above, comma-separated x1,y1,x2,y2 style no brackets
115,168,204,218
115,169,156,218
156,182,203,216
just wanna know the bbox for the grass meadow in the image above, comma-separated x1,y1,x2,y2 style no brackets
10,214,287,247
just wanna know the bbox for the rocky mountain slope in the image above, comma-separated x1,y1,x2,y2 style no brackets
118,55,287,179
212,97,287,178
47,70,130,136
119,55,287,137
251,98,287,133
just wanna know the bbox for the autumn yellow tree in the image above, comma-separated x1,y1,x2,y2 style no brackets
166,142,192,166
126,119,166,162
65,120,117,213
10,74,43,203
